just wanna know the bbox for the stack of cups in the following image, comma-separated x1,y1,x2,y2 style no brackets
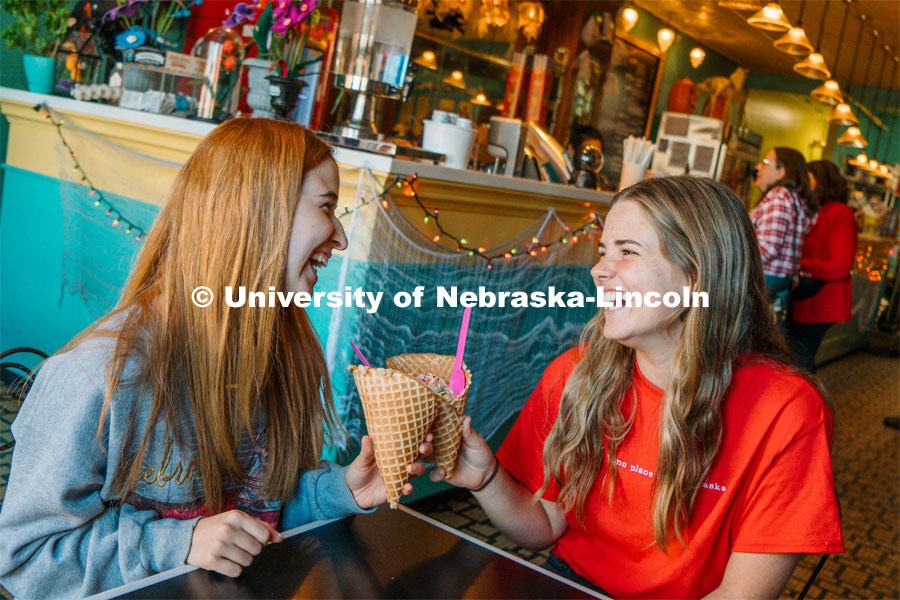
421,111,476,170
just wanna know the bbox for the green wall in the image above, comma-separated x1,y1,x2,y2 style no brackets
627,7,738,140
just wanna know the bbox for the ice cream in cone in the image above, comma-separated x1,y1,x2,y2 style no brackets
348,364,439,507
386,354,471,479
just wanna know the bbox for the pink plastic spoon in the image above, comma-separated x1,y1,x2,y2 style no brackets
450,307,472,395
351,342,372,367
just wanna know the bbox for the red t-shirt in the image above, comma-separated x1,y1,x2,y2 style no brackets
497,348,843,599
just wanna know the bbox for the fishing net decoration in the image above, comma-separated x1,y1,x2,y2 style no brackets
54,117,603,447
56,118,176,318
324,178,602,445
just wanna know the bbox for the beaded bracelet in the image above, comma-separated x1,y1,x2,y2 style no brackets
470,457,500,492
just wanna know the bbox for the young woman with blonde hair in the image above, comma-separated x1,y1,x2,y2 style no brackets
0,119,428,598
431,176,843,598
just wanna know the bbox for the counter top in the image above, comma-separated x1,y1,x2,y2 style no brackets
0,87,613,206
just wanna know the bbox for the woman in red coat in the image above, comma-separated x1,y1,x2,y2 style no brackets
788,160,858,372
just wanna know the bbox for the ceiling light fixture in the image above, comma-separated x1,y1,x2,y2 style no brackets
443,70,466,89
690,47,706,68
774,0,813,55
414,50,437,70
795,1,831,79
829,10,866,126
657,27,675,52
747,2,791,32
836,125,867,147
620,4,638,33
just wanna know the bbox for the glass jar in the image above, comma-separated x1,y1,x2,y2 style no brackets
190,27,246,122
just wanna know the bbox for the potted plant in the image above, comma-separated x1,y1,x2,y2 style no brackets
265,0,329,119
1,0,71,94
222,1,275,117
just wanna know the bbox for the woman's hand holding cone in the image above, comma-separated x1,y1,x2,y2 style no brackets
429,416,496,490
346,433,434,509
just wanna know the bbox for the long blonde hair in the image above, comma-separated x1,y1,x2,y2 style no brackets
62,118,341,511
540,176,827,550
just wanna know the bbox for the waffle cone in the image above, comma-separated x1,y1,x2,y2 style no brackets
386,354,471,478
349,365,438,507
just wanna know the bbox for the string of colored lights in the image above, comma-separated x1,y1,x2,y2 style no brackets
36,103,145,242
40,101,603,262
339,174,604,269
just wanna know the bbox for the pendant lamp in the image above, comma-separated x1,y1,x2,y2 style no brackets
828,11,865,125
657,27,675,53
620,4,638,33
837,126,867,147
414,50,437,70
774,0,812,55
690,47,706,68
812,79,843,105
794,1,831,79
748,2,791,32
849,150,869,168
830,103,860,126
443,70,466,89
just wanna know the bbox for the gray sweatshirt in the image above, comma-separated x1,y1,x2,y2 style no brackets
0,334,370,598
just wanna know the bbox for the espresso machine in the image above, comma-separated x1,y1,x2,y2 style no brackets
487,117,570,183
330,0,419,139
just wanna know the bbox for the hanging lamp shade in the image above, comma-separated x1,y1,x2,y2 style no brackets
849,151,869,168
471,92,492,106
620,6,638,32
747,2,791,31
443,70,466,89
414,50,437,70
837,126,867,147
794,52,830,80
828,102,858,125
867,158,880,171
812,80,843,105
774,26,814,55
690,47,706,68
657,27,675,52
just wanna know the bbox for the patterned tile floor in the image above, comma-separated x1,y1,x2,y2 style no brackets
1,348,897,598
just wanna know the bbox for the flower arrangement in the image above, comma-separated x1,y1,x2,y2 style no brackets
222,0,274,59
1,0,71,57
268,0,326,79
102,0,201,51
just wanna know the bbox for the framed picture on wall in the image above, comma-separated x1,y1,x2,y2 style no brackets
590,33,664,189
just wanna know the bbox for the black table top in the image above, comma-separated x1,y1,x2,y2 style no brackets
105,505,600,599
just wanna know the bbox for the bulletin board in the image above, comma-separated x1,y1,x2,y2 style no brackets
591,33,664,188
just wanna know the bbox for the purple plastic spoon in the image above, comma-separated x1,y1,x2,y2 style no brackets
450,307,472,395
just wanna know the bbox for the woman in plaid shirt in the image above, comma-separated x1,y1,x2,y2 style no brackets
750,147,816,323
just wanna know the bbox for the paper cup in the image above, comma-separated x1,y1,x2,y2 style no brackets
422,119,476,170
619,161,648,191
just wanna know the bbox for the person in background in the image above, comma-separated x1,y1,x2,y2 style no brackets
751,147,816,326
0,119,429,598
788,160,858,373
427,176,843,598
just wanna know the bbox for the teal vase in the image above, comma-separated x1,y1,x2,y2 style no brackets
23,54,56,95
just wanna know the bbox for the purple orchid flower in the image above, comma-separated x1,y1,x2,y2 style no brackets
223,2,256,29
270,0,317,33
103,0,147,23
